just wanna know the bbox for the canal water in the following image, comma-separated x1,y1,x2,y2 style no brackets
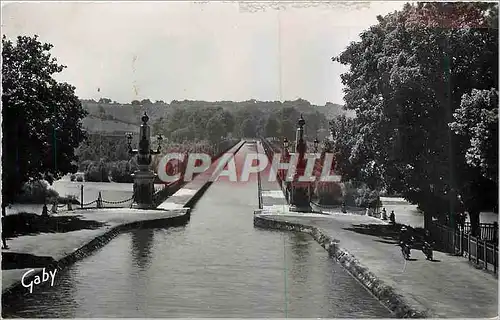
2,143,393,318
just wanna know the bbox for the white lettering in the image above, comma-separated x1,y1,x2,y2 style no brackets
157,153,184,183
210,153,237,182
320,154,341,182
49,269,57,287
21,269,35,293
240,153,268,182
298,153,321,182
21,268,57,294
268,153,292,182
184,153,212,181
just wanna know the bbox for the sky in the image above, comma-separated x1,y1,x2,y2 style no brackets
2,1,405,105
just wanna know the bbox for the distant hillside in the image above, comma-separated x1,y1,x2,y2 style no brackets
80,98,354,133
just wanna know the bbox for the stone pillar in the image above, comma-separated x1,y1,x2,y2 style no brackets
132,165,157,209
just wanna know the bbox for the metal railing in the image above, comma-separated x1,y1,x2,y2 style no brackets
431,221,498,274
462,222,498,242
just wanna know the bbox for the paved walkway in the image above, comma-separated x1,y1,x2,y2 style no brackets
255,157,498,318
256,141,288,212
262,212,498,318
2,208,188,293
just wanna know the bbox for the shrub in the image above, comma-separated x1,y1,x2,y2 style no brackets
76,175,84,182
70,174,76,181
342,181,381,209
15,180,60,204
109,160,137,183
84,160,110,182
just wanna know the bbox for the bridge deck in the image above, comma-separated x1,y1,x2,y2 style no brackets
157,140,245,209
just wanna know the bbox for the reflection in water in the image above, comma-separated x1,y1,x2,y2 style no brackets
131,228,155,269
128,228,155,315
289,232,311,284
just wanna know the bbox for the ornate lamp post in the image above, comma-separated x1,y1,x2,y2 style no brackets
288,114,312,213
126,112,163,209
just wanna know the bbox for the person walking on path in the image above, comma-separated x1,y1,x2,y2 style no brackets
2,202,9,249
42,200,49,217
389,210,395,225
51,199,58,214
382,207,387,220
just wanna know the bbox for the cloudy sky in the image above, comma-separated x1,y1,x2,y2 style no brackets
2,1,405,105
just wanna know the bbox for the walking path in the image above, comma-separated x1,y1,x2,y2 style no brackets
255,161,498,318
259,209,498,317
256,141,288,213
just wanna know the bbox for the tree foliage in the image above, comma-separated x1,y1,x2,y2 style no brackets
2,35,88,204
153,104,328,141
332,2,498,231
449,88,498,183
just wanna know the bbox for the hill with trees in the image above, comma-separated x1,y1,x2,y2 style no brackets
79,98,352,135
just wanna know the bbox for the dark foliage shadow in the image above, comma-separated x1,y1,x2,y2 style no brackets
1,252,57,270
2,212,106,238
343,222,450,254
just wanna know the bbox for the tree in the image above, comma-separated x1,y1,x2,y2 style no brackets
2,35,88,205
219,110,235,135
131,100,141,105
278,119,295,141
450,89,498,183
206,115,225,143
241,118,257,138
265,116,279,137
333,2,498,231
98,98,112,104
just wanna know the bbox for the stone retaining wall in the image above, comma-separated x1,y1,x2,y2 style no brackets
2,210,190,302
253,214,430,318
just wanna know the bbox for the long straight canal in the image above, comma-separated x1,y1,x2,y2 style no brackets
3,142,392,318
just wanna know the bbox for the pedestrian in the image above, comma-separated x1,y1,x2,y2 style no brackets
382,207,387,220
42,200,49,217
389,210,395,225
2,201,8,249
51,199,58,214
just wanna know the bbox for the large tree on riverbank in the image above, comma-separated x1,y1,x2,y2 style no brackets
332,2,498,233
2,35,88,205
